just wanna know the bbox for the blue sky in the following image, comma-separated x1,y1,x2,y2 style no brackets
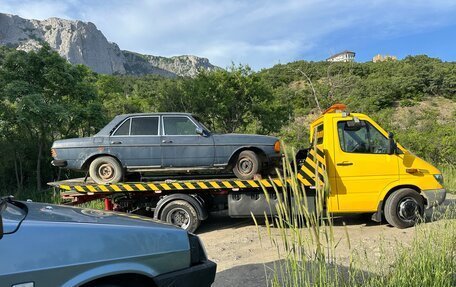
1,0,456,69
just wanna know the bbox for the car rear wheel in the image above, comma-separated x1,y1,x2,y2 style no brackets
89,156,123,184
233,150,260,180
160,200,200,233
384,188,424,229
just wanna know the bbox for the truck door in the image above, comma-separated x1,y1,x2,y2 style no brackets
161,115,215,168
333,118,399,212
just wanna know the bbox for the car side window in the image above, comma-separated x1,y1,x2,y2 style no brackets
337,120,389,154
113,119,130,136
131,117,159,135
163,116,197,135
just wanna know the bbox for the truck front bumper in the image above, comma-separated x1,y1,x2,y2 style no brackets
154,260,217,287
422,188,446,209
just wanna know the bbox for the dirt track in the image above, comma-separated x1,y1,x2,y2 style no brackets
196,194,456,287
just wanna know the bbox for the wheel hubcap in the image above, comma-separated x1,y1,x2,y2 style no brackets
238,158,253,174
98,163,115,180
398,197,419,222
167,208,190,229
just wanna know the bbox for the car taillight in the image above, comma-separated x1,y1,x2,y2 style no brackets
51,148,57,158
274,141,281,153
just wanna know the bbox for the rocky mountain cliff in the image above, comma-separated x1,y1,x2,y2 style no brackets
0,13,218,77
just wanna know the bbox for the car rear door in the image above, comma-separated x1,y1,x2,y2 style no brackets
109,116,161,168
161,115,215,168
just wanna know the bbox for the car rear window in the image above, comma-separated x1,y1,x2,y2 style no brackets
131,117,159,135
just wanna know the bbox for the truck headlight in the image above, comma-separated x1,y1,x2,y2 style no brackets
433,174,444,185
188,233,207,265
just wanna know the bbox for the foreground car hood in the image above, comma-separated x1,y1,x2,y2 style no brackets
212,134,278,145
0,201,190,282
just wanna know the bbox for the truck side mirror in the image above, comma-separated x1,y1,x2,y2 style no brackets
387,132,396,155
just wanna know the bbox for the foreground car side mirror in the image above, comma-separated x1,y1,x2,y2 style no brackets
0,199,7,240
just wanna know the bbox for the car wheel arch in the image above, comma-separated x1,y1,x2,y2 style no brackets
82,153,123,171
79,273,157,287
62,262,158,287
228,147,267,168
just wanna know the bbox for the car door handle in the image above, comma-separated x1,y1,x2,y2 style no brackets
337,161,353,166
111,141,122,144
162,140,173,143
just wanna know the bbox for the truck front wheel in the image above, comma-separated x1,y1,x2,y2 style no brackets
160,200,200,233
384,188,424,229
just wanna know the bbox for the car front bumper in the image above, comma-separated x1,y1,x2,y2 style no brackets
154,260,217,287
51,159,68,167
422,188,446,209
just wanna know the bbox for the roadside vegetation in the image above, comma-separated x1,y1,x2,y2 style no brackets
0,45,454,196
255,152,456,287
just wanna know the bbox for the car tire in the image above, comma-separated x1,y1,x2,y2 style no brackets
160,200,200,233
89,156,123,184
384,188,424,229
233,150,260,180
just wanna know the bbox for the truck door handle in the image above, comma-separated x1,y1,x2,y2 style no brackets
111,141,122,144
337,161,353,166
162,140,173,143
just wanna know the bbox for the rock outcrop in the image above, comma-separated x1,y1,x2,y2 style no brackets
0,13,218,77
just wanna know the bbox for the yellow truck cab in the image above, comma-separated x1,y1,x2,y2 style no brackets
311,104,446,228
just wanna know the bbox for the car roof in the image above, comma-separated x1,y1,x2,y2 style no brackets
95,112,195,136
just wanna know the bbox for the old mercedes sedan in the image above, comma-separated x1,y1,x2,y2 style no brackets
51,113,281,184
0,197,216,287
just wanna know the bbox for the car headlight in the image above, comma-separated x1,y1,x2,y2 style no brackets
433,174,444,185
188,233,207,265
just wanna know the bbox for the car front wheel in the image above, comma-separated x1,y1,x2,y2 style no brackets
89,156,123,184
232,150,260,180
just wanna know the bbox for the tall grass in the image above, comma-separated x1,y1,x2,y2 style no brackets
255,146,456,287
439,164,456,194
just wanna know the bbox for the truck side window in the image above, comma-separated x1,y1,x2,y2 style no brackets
337,121,389,154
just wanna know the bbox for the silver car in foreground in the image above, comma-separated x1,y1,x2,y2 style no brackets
0,197,216,287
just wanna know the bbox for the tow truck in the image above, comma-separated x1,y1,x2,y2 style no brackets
49,104,446,232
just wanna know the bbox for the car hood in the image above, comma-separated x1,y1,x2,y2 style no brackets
28,201,175,227
212,133,278,145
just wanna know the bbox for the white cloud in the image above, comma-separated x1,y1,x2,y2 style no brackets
1,0,456,68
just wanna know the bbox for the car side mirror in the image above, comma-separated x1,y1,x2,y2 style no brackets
387,132,396,155
196,127,205,136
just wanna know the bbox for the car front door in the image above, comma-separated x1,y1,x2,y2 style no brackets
109,116,161,168
333,118,399,212
161,115,215,168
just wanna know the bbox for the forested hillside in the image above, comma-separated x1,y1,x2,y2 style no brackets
0,45,454,194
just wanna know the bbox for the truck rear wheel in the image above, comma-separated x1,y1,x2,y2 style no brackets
233,150,260,180
89,156,123,184
384,188,424,229
160,200,200,233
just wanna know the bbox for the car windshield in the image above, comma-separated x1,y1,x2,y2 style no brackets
193,115,212,133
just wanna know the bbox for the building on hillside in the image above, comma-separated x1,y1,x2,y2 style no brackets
326,50,355,62
372,54,398,62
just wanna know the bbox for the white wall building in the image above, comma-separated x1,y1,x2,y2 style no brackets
326,50,355,62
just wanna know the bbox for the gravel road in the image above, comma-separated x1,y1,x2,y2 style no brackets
197,194,456,287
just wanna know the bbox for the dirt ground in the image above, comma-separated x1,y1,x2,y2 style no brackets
197,194,456,287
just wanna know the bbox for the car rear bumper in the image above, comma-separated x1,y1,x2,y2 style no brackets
154,260,216,287
51,159,68,167
422,188,446,209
